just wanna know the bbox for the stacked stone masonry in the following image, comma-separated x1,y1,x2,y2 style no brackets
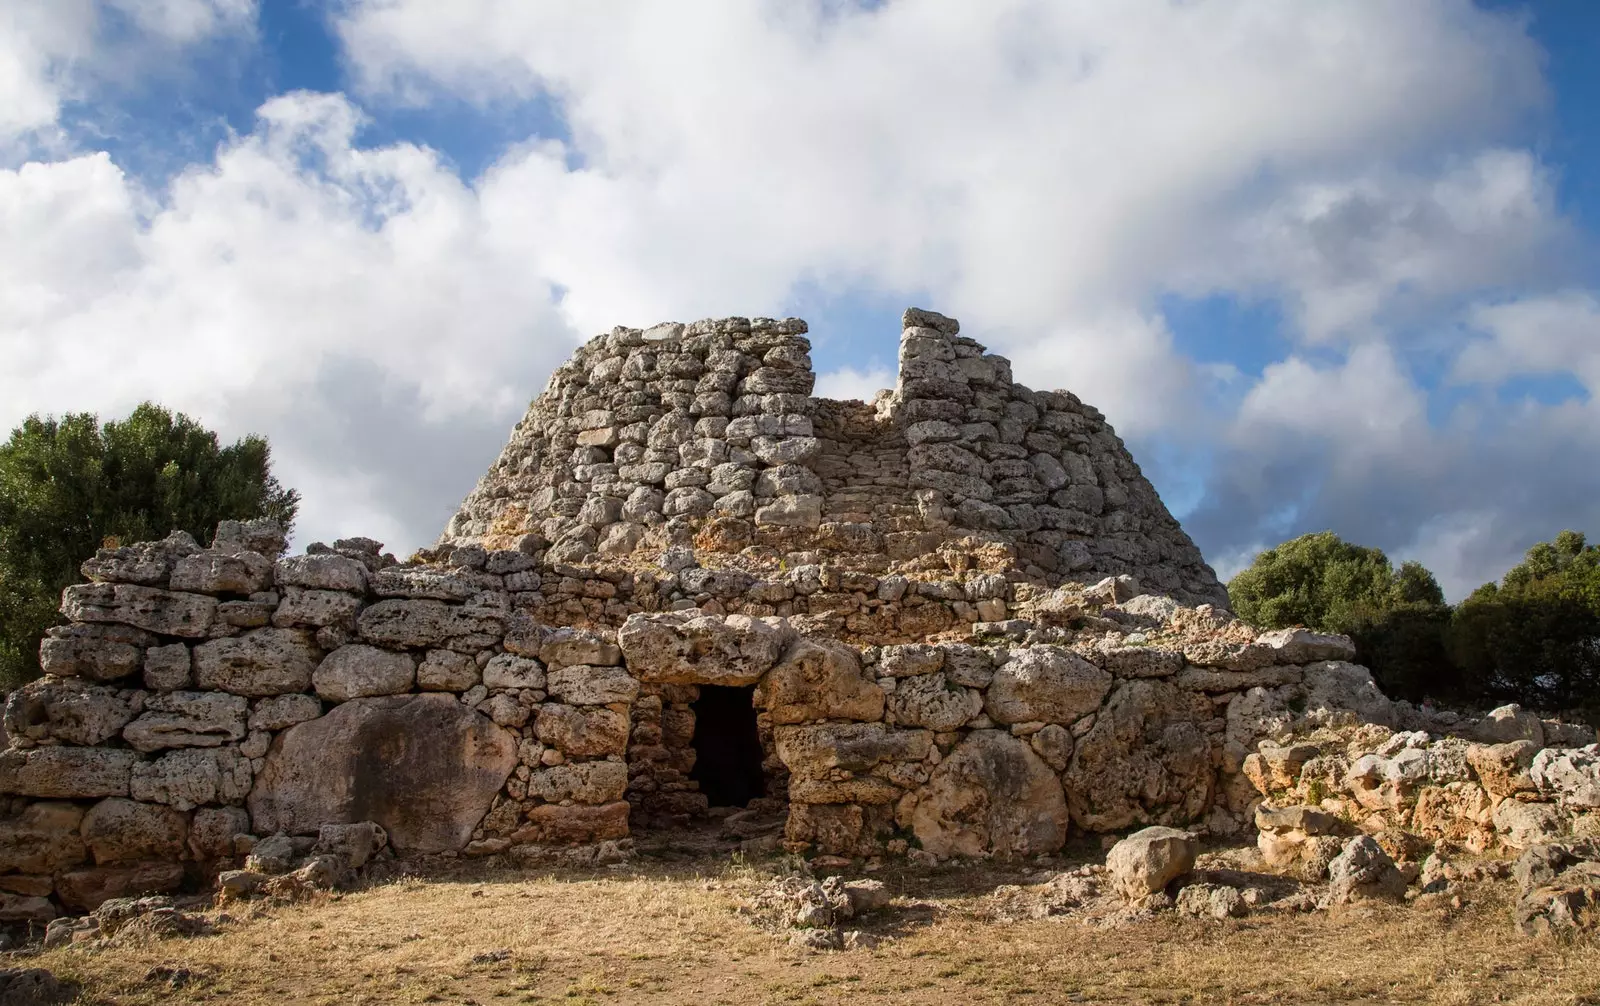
3,309,1597,924
439,308,1230,608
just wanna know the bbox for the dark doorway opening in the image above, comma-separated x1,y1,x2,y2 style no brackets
688,685,766,809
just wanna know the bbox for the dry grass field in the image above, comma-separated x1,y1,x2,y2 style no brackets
20,843,1600,1006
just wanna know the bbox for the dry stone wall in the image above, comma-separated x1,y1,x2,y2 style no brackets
439,308,1228,608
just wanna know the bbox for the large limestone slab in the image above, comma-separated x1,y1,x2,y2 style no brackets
909,730,1067,858
122,691,248,751
193,628,321,696
313,644,417,701
60,582,216,638
3,677,137,746
357,599,504,650
617,612,793,685
80,798,189,864
758,637,884,725
249,693,517,853
0,801,88,873
0,747,137,798
985,646,1111,725
1062,679,1214,832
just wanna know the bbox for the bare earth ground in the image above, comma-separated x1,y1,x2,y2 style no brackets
18,838,1600,1006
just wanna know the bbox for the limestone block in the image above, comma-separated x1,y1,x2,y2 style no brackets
547,665,638,705
56,861,185,911
1298,661,1399,728
189,806,251,859
81,797,189,864
4,676,137,746
123,691,248,751
754,494,823,530
1063,679,1214,832
274,553,369,593
1254,627,1357,664
984,646,1111,725
370,567,478,601
540,627,622,668
482,654,546,690
1466,740,1540,799
1476,704,1546,747
877,644,943,678
130,747,253,810
249,694,517,853
1531,744,1600,809
534,704,628,757
60,582,216,638
1106,826,1198,899
272,587,364,628
248,693,323,731
313,644,417,701
1326,836,1406,903
357,599,503,650
0,801,87,873
143,643,192,690
0,747,137,798
417,649,481,691
1493,798,1566,849
38,626,145,682
511,801,630,844
169,550,275,595
212,518,288,558
909,730,1067,859
774,723,931,779
194,628,321,696
618,612,793,685
1029,723,1074,771
1096,645,1184,678
885,673,982,731
526,760,629,805
1172,665,1303,693
759,637,884,725
79,531,199,586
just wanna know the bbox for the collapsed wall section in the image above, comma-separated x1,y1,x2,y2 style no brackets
438,308,1229,608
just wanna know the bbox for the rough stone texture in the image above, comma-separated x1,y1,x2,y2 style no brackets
4,677,137,746
60,582,216,638
170,550,275,595
189,806,251,859
130,748,253,811
885,672,982,731
759,637,884,725
0,747,137,798
313,644,417,701
1326,836,1406,903
248,694,324,732
619,612,792,685
1531,744,1600,809
122,691,247,752
249,693,517,853
80,798,189,864
1105,826,1198,899
984,647,1111,725
194,628,321,696
56,861,185,911
1063,680,1214,831
0,802,87,874
908,731,1068,859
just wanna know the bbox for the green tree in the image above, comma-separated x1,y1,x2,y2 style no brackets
1228,531,1454,701
0,403,299,688
1448,532,1600,712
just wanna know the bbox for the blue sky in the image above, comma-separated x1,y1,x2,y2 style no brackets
4,1,1599,599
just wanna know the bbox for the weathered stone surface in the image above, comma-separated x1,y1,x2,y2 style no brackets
315,820,388,869
60,582,216,638
412,649,476,691
272,588,364,629
1465,740,1539,799
526,760,629,805
618,612,793,685
885,672,982,731
169,550,275,595
249,693,517,853
80,798,189,864
1172,665,1302,693
1326,836,1405,903
0,801,87,873
189,806,251,859
984,647,1111,725
1062,679,1214,831
1254,627,1357,664
909,730,1067,859
0,747,137,798
313,644,416,701
79,532,199,586
1494,798,1566,849
759,637,884,725
248,693,323,731
1298,661,1398,728
56,861,185,911
1531,744,1600,809
371,567,478,601
143,643,192,690
274,553,369,592
1476,703,1546,747
131,747,253,810
122,691,248,751
194,628,321,696
4,677,137,745
511,802,630,844
540,628,622,668
547,665,639,705
357,599,503,650
38,628,144,682
877,644,943,678
482,653,545,690
1106,826,1198,899
0,894,57,923
534,704,628,757
774,723,932,779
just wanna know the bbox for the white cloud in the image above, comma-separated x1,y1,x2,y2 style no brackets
1455,291,1600,392
815,365,893,403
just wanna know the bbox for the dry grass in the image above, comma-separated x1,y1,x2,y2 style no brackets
22,852,1600,1006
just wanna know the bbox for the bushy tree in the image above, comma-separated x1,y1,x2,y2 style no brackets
0,403,299,688
1228,531,1453,701
1449,532,1600,712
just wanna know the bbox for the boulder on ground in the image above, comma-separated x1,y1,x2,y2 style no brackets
1105,826,1198,900
1326,835,1406,903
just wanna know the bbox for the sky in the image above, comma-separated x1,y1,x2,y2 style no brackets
2,0,1599,600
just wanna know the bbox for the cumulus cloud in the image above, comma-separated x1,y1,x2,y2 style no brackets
3,0,1597,590
815,365,894,403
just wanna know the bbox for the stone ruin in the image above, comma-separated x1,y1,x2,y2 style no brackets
2,309,1597,931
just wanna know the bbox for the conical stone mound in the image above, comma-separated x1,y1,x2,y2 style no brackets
441,308,1227,608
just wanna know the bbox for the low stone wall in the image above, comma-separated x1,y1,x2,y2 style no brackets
6,521,1597,926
